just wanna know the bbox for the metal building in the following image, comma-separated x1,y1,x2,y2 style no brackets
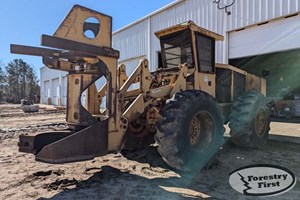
40,67,67,106
40,0,300,105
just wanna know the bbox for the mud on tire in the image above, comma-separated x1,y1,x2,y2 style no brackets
155,90,225,171
229,90,270,148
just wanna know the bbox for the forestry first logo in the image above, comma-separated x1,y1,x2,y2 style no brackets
229,164,296,197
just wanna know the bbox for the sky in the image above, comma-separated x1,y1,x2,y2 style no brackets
0,0,175,75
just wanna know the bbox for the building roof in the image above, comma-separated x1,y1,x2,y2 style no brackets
113,0,185,35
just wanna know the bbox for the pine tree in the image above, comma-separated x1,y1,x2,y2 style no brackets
5,59,40,103
0,65,6,102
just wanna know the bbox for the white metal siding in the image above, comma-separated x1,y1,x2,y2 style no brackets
229,14,300,58
227,0,300,31
112,20,148,61
40,67,67,105
120,56,146,76
41,0,300,102
40,67,67,82
52,78,60,105
62,76,67,106
43,80,50,104
112,0,300,68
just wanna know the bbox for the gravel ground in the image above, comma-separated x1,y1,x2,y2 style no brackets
0,104,299,200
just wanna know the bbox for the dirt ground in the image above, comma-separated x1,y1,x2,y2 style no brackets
0,104,299,200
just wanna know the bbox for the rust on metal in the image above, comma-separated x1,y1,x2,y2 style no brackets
10,44,97,58
41,35,119,58
11,5,119,163
35,121,108,164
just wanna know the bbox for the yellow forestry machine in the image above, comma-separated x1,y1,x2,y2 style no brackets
11,5,270,171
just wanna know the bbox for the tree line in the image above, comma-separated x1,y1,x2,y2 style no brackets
0,59,40,103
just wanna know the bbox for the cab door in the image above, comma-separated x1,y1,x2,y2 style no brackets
194,33,216,97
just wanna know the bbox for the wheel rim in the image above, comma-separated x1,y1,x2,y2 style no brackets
189,111,214,149
128,120,148,137
255,107,267,136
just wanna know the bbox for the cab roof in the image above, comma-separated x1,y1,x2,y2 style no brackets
155,20,224,41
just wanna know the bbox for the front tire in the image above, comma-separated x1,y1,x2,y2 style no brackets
155,90,225,171
229,90,270,148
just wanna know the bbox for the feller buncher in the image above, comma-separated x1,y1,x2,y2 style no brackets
11,5,270,171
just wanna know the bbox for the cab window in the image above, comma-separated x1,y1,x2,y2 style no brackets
196,33,215,73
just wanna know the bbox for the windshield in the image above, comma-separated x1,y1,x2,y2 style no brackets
160,29,194,68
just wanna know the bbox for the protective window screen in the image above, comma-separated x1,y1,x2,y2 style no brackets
160,29,194,68
196,33,215,73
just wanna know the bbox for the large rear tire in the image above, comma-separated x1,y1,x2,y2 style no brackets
155,90,225,171
229,90,270,148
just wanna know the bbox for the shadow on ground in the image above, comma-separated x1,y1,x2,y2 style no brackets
271,117,300,123
36,140,300,200
36,145,231,200
37,165,212,200
121,146,173,169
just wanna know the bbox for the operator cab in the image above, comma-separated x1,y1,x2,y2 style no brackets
155,21,223,73
159,29,194,68
155,21,224,94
